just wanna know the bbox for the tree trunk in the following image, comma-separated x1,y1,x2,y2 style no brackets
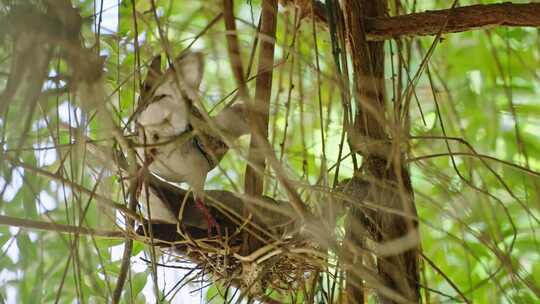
342,0,420,303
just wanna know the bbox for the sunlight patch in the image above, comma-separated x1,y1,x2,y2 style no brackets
93,0,118,33
1,237,19,263
467,70,483,94
0,167,24,203
33,138,57,167
37,190,57,213
110,243,125,262
58,101,83,128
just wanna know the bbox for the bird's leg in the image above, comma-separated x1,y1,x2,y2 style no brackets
195,197,221,237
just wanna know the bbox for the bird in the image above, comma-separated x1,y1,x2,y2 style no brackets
134,51,249,236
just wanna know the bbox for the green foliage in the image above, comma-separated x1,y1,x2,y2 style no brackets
0,0,539,303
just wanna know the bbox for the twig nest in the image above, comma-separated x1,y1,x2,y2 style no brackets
240,261,267,295
150,229,324,297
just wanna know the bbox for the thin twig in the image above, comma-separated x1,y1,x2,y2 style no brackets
0,215,125,238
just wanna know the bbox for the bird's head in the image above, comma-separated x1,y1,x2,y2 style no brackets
139,51,205,109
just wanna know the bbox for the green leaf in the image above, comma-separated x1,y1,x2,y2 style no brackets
131,240,145,256
131,271,148,298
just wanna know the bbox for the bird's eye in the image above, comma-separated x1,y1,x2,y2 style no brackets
153,133,160,141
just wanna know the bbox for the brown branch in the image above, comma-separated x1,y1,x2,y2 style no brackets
342,0,420,302
223,0,250,101
112,166,139,304
304,1,540,41
342,0,388,300
110,174,140,298
243,0,310,227
367,2,540,41
222,0,255,254
0,215,124,238
243,0,278,253
244,0,278,196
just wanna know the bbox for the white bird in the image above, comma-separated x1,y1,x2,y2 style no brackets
135,52,249,235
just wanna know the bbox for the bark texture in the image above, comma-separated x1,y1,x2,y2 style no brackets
366,2,540,41
244,0,278,203
243,0,278,253
289,1,540,41
342,0,420,303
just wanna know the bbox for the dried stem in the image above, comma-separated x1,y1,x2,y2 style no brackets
0,215,124,238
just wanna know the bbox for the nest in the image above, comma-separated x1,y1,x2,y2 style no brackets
137,221,324,298
87,139,330,297
195,238,321,296
133,174,326,298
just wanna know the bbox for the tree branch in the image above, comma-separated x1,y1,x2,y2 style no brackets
303,2,540,41
342,0,420,302
366,2,540,41
0,215,124,238
244,0,277,199
242,0,279,254
7,156,140,220
223,0,250,101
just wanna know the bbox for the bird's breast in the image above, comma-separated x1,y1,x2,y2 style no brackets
145,141,211,183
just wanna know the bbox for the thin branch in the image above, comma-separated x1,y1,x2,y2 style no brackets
0,215,124,238
421,253,470,304
223,0,251,101
407,151,540,178
112,179,138,304
8,157,140,220
243,0,278,217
